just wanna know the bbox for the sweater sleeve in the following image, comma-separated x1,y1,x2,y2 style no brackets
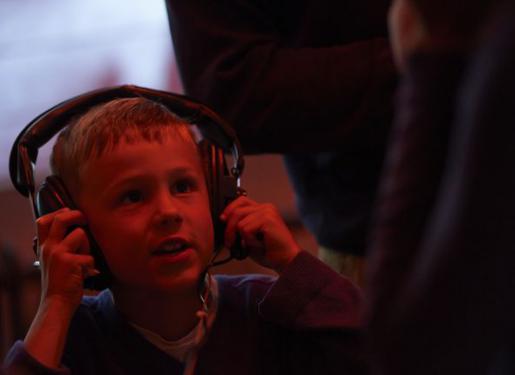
165,0,396,154
259,251,362,329
2,341,70,375
258,251,366,375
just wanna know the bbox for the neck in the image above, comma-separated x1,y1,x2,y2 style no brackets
112,284,202,341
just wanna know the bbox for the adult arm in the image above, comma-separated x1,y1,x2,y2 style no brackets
166,0,396,153
366,3,515,373
366,45,468,348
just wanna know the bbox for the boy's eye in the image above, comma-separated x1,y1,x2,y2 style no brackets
121,190,143,204
173,179,194,194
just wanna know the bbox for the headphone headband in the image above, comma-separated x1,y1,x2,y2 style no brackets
10,84,244,197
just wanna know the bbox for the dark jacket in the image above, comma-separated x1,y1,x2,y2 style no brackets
366,1,515,373
166,0,397,254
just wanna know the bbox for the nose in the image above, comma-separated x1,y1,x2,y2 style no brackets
152,190,183,229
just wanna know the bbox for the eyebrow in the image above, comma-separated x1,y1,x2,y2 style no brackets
105,167,201,192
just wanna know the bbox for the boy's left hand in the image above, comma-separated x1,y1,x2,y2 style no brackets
221,196,301,273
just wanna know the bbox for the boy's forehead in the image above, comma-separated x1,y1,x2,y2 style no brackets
102,126,198,156
79,136,203,180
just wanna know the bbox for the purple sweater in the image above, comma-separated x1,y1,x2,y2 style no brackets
3,252,365,374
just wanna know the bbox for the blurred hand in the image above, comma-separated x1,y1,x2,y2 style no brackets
388,0,427,71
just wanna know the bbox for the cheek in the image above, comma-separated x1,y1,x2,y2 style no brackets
199,208,215,252
192,198,215,256
88,217,142,267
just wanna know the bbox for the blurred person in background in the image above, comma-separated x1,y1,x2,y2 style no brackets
366,0,515,373
166,0,397,286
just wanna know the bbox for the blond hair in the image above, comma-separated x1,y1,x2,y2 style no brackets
51,97,197,193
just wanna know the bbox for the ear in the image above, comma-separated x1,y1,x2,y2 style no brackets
388,0,427,71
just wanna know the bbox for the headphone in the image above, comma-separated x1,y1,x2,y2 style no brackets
9,84,247,290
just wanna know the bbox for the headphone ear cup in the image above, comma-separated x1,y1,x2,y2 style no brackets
35,176,75,218
200,140,242,257
200,141,224,249
211,144,227,220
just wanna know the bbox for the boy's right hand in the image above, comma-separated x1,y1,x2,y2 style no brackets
36,208,95,312
23,208,95,368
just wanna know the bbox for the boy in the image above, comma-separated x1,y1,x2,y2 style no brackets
366,0,513,374
3,95,364,374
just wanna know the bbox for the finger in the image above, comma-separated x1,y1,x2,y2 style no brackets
220,196,257,221
237,214,266,250
236,209,302,271
223,205,260,248
43,247,95,275
59,253,98,279
36,208,70,244
61,227,90,255
40,232,89,268
74,254,99,278
45,210,88,246
63,253,95,268
236,203,289,248
39,217,90,265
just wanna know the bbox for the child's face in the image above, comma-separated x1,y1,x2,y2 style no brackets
76,134,214,294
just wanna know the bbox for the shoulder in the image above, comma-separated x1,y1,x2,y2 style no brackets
75,289,115,321
215,273,277,288
66,289,118,344
63,290,152,371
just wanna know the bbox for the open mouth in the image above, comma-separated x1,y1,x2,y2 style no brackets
152,239,190,256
